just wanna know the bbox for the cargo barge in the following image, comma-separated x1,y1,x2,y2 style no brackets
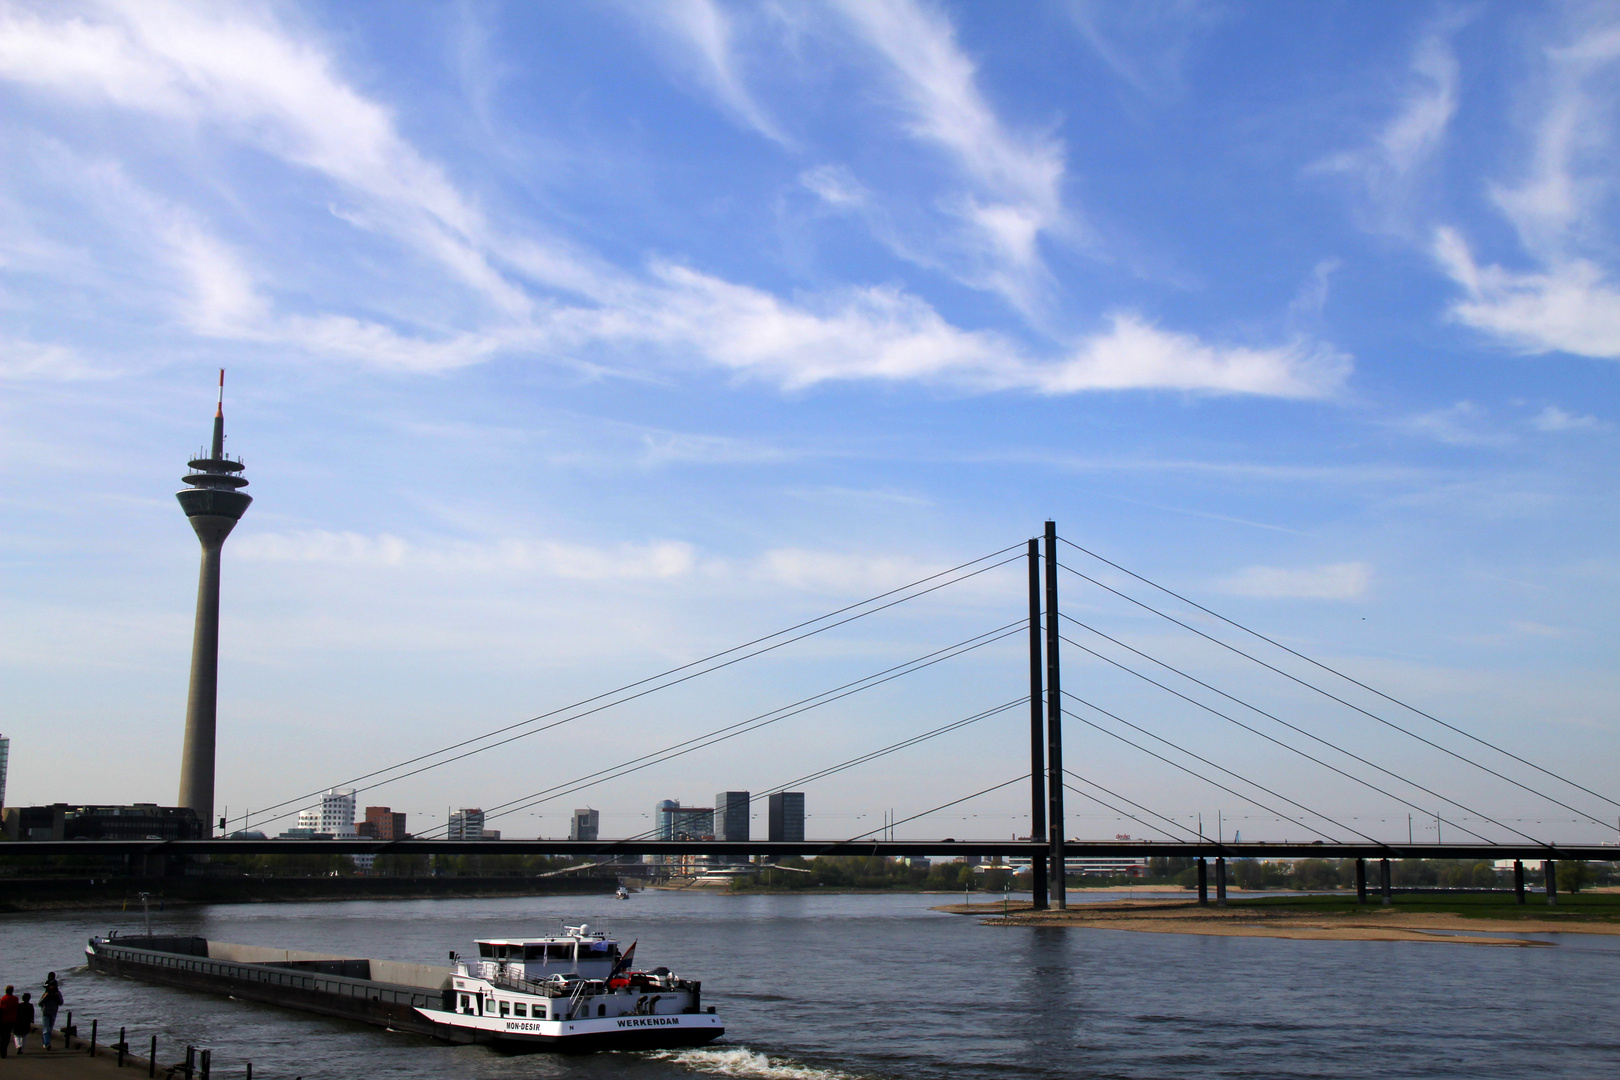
87,925,724,1051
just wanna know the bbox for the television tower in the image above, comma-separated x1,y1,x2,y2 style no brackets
175,371,251,832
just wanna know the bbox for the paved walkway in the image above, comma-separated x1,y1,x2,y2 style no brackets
0,1031,163,1079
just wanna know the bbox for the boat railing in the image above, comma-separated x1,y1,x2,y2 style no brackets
89,939,446,1011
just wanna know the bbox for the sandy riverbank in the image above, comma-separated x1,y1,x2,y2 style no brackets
935,899,1620,946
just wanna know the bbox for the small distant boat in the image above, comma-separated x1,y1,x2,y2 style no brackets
616,886,631,900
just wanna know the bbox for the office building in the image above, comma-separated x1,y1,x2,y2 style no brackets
768,791,805,842
655,801,715,840
448,808,485,841
714,791,750,841
357,806,407,840
2,803,203,842
296,788,356,837
570,808,600,842
175,373,253,830
0,734,8,810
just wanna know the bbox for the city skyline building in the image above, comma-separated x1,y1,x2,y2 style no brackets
768,792,805,843
357,806,407,840
570,808,599,842
0,734,8,810
448,808,485,841
655,801,715,840
175,372,252,832
714,791,750,842
295,788,357,837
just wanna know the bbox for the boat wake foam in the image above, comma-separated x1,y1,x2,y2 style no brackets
649,1046,864,1080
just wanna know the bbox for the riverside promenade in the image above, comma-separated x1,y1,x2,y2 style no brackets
0,1030,249,1080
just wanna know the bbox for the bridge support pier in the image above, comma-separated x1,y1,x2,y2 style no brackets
1356,858,1367,904
1514,860,1525,904
1545,860,1558,906
1379,858,1391,905
1026,539,1048,912
1215,857,1227,907
1197,858,1208,905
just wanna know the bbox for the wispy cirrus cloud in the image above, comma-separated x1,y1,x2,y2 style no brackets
639,0,792,146
1066,0,1223,101
236,530,701,580
0,1,1347,398
1312,17,1464,236
829,0,1077,315
1216,562,1373,601
1431,10,1620,360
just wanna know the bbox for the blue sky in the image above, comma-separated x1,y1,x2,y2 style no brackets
2,1,1617,844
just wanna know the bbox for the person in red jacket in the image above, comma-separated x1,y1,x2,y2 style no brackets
0,986,16,1058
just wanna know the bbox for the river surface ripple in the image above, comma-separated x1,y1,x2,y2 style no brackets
3,891,1618,1079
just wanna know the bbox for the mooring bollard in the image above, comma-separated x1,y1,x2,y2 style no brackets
149,1035,158,1078
119,1025,127,1067
246,1062,252,1080
91,1018,98,1056
185,1044,196,1079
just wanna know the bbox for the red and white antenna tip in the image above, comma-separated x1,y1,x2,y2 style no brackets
217,369,225,415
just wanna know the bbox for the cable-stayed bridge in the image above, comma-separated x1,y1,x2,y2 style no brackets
38,522,1618,907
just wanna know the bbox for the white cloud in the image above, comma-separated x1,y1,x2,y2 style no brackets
1391,400,1513,447
1430,12,1620,359
800,164,869,208
1216,562,1373,601
1313,21,1461,234
1040,314,1348,398
1434,229,1620,359
0,337,97,379
1067,0,1222,101
830,0,1075,312
567,269,1349,397
643,0,792,145
0,2,1349,399
235,530,699,580
1529,404,1601,431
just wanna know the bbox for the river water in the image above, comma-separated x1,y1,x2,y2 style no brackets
3,890,1617,1079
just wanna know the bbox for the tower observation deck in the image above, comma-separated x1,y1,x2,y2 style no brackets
175,371,251,831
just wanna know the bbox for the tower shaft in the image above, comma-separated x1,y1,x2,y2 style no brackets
175,372,250,832
177,536,225,822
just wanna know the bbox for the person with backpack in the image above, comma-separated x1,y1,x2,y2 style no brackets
11,991,34,1054
39,977,63,1050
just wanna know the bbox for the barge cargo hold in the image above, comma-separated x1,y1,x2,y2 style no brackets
86,933,725,1051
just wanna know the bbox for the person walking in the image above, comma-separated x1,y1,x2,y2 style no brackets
11,991,34,1054
0,986,16,1059
39,977,63,1050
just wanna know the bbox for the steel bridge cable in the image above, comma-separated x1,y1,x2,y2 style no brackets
1062,769,1205,842
242,545,1025,829
1052,558,1613,830
1059,698,1354,843
1061,784,1179,841
602,699,1028,845
450,626,1030,832
1056,623,1528,845
842,777,1027,843
1056,535,1620,813
475,686,1024,836
411,621,1024,831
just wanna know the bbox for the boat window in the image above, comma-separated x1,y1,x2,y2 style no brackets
459,994,470,1011
499,1001,510,1017
552,944,574,961
514,1003,527,1017
484,998,496,1015
523,946,543,961
597,1004,606,1017
477,943,494,958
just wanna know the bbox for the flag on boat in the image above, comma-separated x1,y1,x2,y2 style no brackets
608,940,637,986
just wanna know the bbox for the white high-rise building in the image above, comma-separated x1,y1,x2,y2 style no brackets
295,788,356,837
